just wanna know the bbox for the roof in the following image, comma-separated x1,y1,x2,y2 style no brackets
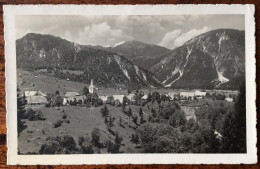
141,94,148,99
27,96,48,104
25,91,47,97
65,92,79,98
194,91,207,96
180,92,195,97
63,95,86,101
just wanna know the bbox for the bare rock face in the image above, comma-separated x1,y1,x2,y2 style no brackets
150,29,245,89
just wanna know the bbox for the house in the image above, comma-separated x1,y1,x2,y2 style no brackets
63,95,86,105
99,95,108,102
141,94,148,100
25,91,48,105
25,91,47,97
225,97,234,102
180,92,195,100
126,93,135,101
194,90,207,97
27,96,48,105
65,92,79,98
112,95,125,103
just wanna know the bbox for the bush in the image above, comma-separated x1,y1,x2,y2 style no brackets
26,109,46,121
64,119,70,123
62,114,67,119
78,136,94,154
91,128,101,146
39,135,79,154
53,119,63,128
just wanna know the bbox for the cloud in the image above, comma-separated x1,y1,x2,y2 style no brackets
159,29,182,49
78,22,129,46
159,26,211,49
174,26,211,47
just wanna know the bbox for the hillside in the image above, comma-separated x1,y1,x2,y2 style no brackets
16,33,162,89
150,29,245,89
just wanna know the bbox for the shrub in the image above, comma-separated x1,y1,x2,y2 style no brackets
39,135,79,154
26,109,46,121
91,128,101,146
78,136,94,154
64,119,70,123
53,119,63,128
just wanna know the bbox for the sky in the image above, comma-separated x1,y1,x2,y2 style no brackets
16,15,244,49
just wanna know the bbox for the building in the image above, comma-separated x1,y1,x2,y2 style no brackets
89,79,96,94
65,92,79,98
225,97,234,102
126,93,135,101
27,96,48,105
63,95,86,105
99,95,108,102
25,91,47,97
113,95,125,103
180,92,195,100
141,94,148,100
194,90,207,97
24,91,47,105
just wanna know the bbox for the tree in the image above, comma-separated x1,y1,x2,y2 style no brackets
122,96,127,107
83,86,89,96
132,114,138,125
127,107,133,126
151,108,156,118
55,90,60,95
132,133,140,146
106,140,120,153
152,91,161,103
100,105,109,117
139,107,144,117
91,128,101,146
17,88,27,135
115,131,123,145
106,116,115,130
221,82,246,153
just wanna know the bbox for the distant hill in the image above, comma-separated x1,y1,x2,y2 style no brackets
108,41,172,70
16,33,162,89
149,29,245,89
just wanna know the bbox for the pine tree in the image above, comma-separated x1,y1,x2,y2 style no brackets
127,107,133,126
221,82,246,153
17,88,26,135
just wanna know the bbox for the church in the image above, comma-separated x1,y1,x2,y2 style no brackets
89,79,97,94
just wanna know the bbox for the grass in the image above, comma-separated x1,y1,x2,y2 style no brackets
18,104,148,154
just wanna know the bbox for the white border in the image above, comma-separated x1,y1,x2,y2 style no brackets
4,5,256,165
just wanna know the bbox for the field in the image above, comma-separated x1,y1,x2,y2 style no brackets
17,69,129,96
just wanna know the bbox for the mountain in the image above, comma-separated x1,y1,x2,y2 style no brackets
150,29,245,89
110,41,172,70
87,41,171,70
16,33,162,89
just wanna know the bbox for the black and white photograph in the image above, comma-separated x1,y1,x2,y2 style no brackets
4,5,256,164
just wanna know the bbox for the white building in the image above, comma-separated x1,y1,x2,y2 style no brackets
99,95,108,102
180,92,195,98
194,90,207,97
24,91,47,105
126,93,135,101
63,95,86,105
65,92,79,98
113,95,125,103
89,79,96,94
225,97,234,102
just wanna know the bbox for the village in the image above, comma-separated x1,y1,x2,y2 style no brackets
17,69,237,154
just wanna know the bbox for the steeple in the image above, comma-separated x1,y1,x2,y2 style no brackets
89,79,95,94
